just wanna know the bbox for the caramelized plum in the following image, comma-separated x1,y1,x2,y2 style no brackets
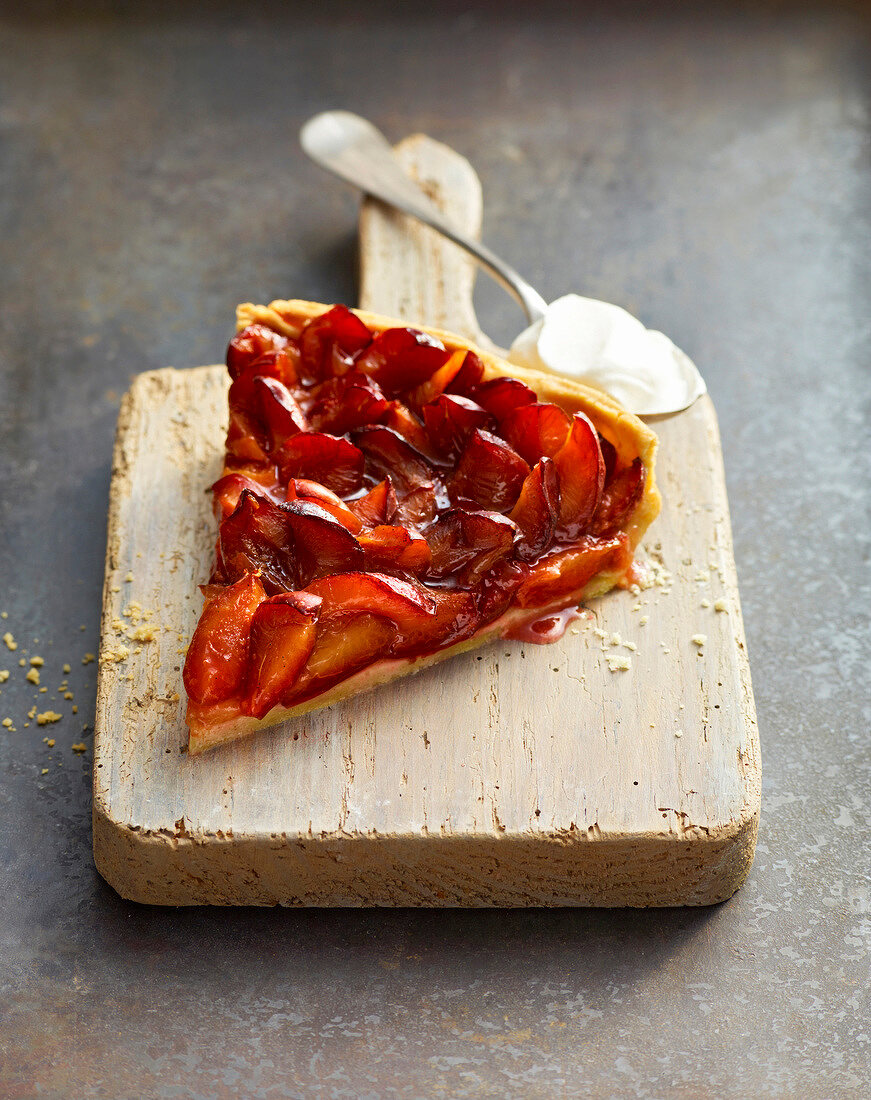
216,490,296,593
356,327,451,393
283,500,365,586
305,571,436,622
514,535,629,608
183,572,266,704
351,426,435,493
553,412,605,538
359,525,432,574
450,429,529,512
225,409,270,464
285,479,363,534
591,459,644,537
228,373,307,454
509,458,559,560
445,350,486,395
276,433,365,495
422,394,492,460
469,377,536,423
392,588,479,654
347,478,398,526
226,324,289,380
426,509,517,585
408,349,466,406
299,305,372,381
307,370,388,435
382,401,435,457
500,402,572,466
243,592,321,719
211,473,282,520
289,611,396,701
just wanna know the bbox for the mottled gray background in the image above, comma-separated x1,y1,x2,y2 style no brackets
1,2,869,1097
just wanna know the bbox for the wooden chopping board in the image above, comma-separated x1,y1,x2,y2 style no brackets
93,135,760,906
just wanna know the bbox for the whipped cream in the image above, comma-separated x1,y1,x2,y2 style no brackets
508,294,706,416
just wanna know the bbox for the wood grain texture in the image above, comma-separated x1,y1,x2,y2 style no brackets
93,135,760,906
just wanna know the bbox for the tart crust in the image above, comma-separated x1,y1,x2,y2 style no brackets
187,300,661,753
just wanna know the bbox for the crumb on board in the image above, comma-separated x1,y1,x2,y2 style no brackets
714,599,728,613
2,717,11,728
37,711,62,726
71,742,87,754
3,632,17,651
63,691,74,700
62,663,71,674
82,653,95,665
606,654,632,673
0,671,8,683
691,634,707,647
29,656,44,667
18,658,25,667
25,668,40,685
41,768,48,775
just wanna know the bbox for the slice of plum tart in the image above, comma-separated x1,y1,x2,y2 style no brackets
183,300,661,753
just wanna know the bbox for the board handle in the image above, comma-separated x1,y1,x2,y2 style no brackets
358,134,490,346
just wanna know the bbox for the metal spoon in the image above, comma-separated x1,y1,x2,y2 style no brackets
300,110,548,324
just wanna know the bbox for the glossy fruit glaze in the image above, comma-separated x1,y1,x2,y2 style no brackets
184,306,644,727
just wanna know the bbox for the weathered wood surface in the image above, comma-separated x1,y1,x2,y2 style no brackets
93,135,760,906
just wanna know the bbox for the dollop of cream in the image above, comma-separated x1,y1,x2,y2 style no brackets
508,294,706,416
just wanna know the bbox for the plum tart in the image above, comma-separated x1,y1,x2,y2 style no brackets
183,300,661,752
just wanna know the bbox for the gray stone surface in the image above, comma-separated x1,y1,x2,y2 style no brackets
0,3,868,1096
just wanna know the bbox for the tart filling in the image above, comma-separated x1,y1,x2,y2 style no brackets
183,301,660,753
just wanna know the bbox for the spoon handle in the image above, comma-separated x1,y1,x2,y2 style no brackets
300,111,548,324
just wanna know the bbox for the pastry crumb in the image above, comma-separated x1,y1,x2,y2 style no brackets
2,717,11,728
606,654,631,672
62,663,71,674
0,670,8,683
18,658,25,667
700,598,710,608
639,615,649,627
125,571,134,582
714,599,728,613
27,706,36,719
0,612,6,619
63,691,74,700
691,634,707,647
71,742,87,754
623,640,637,652
3,632,17,651
37,711,62,726
41,768,48,775
674,729,684,738
609,632,622,647
72,705,78,714
29,655,44,667
25,668,40,685
82,653,95,665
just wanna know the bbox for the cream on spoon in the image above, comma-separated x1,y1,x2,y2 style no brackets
509,294,706,416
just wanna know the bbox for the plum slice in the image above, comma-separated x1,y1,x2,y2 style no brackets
183,572,266,705
351,426,438,524
590,458,645,537
382,401,435,458
211,473,283,521
288,611,397,703
422,394,493,461
285,479,363,534
426,509,517,585
359,524,433,575
227,323,289,380
469,377,536,423
509,458,559,560
215,490,296,594
307,370,388,435
444,350,486,395
391,588,479,655
407,349,466,407
299,305,373,381
276,432,365,495
228,373,308,454
500,402,572,467
283,500,365,587
347,478,398,526
305,571,437,623
450,429,530,512
552,412,605,539
514,535,629,608
355,327,451,393
242,592,321,719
